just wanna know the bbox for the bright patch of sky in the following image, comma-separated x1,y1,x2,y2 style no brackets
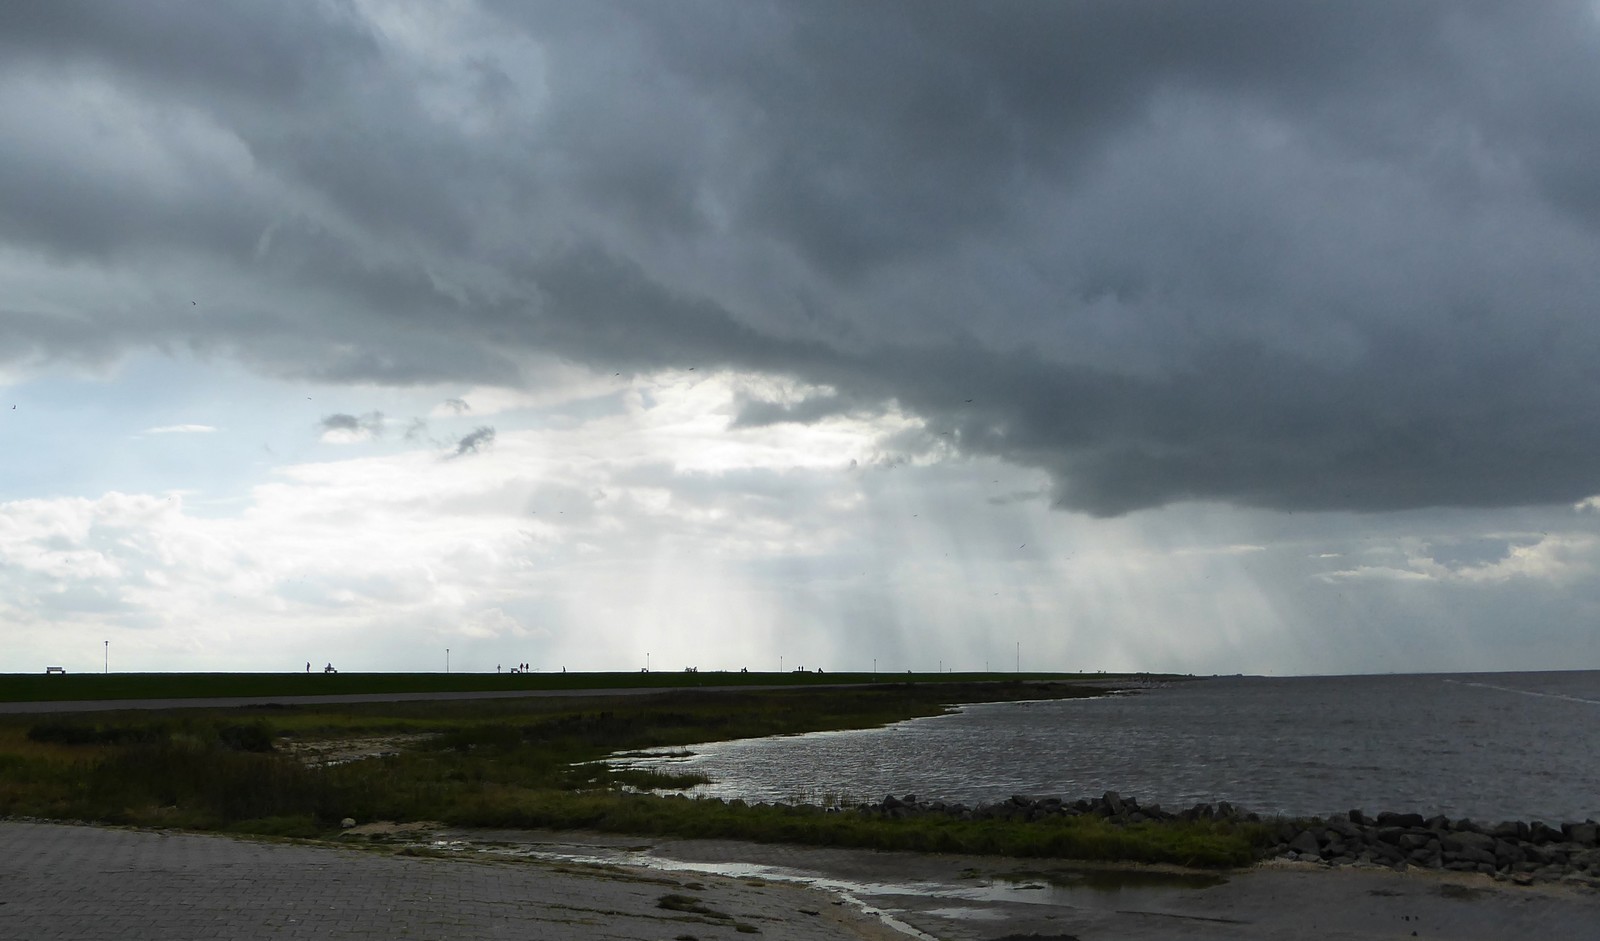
4,2,1600,676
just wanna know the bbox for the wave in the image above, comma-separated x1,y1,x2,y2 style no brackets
1442,677,1600,706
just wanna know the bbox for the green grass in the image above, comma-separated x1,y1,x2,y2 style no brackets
0,678,1255,868
445,790,1262,868
0,670,1140,703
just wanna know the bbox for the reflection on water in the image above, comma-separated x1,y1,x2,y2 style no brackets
612,671,1600,822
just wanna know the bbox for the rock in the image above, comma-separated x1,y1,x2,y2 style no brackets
1397,833,1435,853
1326,818,1361,839
1289,830,1322,857
1563,822,1598,846
1375,827,1407,845
1377,812,1428,829
340,817,356,829
1494,839,1524,869
1407,848,1440,867
1441,831,1496,854
1102,791,1125,816
1451,846,1497,867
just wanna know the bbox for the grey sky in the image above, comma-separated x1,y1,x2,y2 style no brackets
2,2,1599,674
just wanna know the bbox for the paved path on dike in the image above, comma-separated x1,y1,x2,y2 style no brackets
0,687,694,715
0,821,899,941
0,678,1131,716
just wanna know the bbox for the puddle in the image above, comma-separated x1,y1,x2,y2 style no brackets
414,836,938,939
405,830,1229,935
1019,868,1228,892
923,905,1010,920
920,867,1229,916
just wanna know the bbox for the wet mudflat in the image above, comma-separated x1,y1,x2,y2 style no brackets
417,826,1597,940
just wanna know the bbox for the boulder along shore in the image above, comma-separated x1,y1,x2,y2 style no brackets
858,791,1600,888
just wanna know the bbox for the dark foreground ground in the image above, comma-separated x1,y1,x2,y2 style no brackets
2,820,1589,941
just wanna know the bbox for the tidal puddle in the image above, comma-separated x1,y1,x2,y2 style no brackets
408,831,1230,934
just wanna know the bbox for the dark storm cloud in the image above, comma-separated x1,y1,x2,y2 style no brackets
730,392,859,429
453,426,496,457
5,1,1600,515
0,1,375,103
319,412,383,437
321,414,362,432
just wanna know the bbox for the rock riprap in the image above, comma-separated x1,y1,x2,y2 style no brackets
855,791,1600,887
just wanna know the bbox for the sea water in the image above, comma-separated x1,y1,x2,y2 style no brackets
615,671,1600,823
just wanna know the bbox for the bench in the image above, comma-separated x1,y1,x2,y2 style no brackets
44,666,66,675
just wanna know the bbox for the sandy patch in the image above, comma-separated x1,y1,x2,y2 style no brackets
277,732,438,767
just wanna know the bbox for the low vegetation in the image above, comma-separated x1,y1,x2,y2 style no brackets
0,678,1260,867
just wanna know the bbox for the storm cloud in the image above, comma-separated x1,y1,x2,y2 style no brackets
453,426,496,457
4,1,1600,515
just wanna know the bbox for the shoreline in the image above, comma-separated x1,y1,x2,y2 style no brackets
12,817,1587,941
853,791,1600,888
4,817,1591,941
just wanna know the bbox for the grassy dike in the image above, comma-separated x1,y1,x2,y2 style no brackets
0,670,1081,702
0,677,1262,868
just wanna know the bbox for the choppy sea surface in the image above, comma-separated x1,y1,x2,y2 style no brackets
616,671,1600,823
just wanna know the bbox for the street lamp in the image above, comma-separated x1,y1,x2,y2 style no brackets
446,648,450,674
104,640,108,674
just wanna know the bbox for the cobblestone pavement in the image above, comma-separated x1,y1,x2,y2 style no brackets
0,821,900,941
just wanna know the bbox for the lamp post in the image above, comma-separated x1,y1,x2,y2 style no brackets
104,640,108,674
446,648,450,674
